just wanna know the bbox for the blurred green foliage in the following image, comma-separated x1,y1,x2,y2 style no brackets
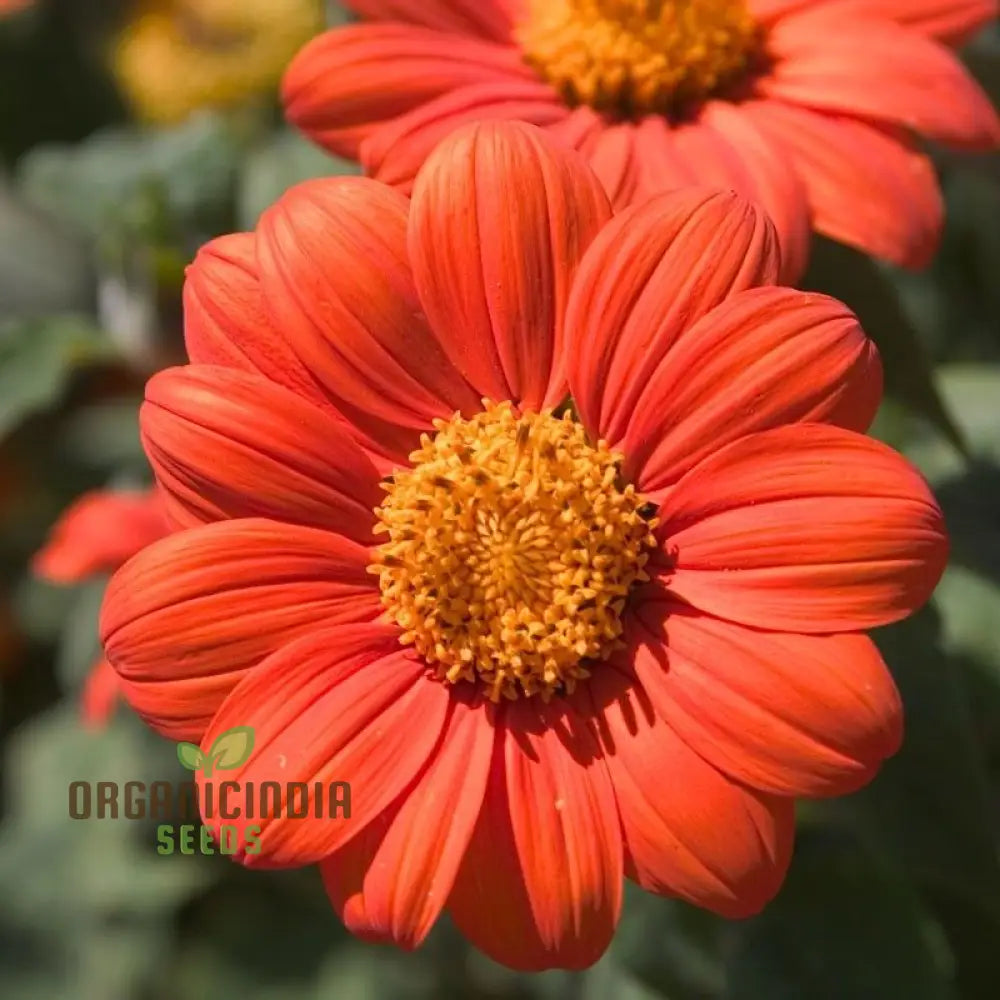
1,3,999,999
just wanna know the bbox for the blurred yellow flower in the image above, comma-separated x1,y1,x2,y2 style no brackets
113,0,324,124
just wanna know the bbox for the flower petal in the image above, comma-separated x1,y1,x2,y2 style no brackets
741,100,943,269
344,0,519,42
587,666,794,916
759,8,1000,148
33,489,167,582
579,121,644,208
448,697,623,971
321,693,495,948
565,188,781,446
695,102,812,282
362,81,569,192
197,625,449,868
185,233,401,472
184,233,333,413
408,121,611,410
756,0,1000,44
256,177,482,463
622,286,882,497
100,519,381,741
653,424,948,632
141,365,380,541
283,24,530,158
629,600,903,797
630,115,701,195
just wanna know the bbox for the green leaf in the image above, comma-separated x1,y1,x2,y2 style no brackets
0,707,210,999
237,128,360,230
726,829,957,1000
54,579,107,690
849,609,1000,924
325,0,357,26
207,726,255,773
0,315,115,442
803,237,967,456
57,398,145,472
0,184,93,321
17,113,243,238
612,886,724,999
177,742,206,771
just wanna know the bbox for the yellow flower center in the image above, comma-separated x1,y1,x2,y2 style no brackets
518,0,762,117
370,401,657,702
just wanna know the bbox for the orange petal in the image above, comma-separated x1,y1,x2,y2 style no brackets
754,0,999,45
622,286,882,498
741,100,944,269
284,24,530,158
256,177,481,462
33,489,167,583
653,424,948,632
409,121,611,410
196,625,449,868
343,0,518,41
321,693,495,948
694,102,812,282
628,600,903,797
100,519,382,741
141,366,380,541
586,666,794,916
631,116,701,195
759,8,1000,149
184,234,330,410
579,121,644,209
448,697,623,971
565,188,781,446
184,232,400,472
362,81,569,192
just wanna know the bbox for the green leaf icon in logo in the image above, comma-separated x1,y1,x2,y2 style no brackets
203,726,255,777
177,742,205,771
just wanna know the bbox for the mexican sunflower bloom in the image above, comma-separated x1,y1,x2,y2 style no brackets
283,0,1000,281
112,0,324,124
100,122,947,970
34,489,168,727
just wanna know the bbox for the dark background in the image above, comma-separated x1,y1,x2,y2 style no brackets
1,3,999,998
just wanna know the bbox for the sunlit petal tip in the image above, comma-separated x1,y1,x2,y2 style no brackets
195,626,447,869
282,23,531,159
654,424,949,633
255,174,480,453
565,186,781,444
99,520,382,742
141,365,380,540
409,120,611,410
628,604,904,798
183,232,263,366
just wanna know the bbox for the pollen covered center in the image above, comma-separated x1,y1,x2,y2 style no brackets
518,0,762,116
370,401,657,702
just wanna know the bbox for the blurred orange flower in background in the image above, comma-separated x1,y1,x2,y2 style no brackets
99,122,948,970
113,0,324,123
284,0,1000,281
34,489,168,727
0,0,34,16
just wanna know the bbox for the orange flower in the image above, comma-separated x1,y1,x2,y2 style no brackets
100,123,947,969
282,0,1000,280
35,489,169,727
0,0,34,15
